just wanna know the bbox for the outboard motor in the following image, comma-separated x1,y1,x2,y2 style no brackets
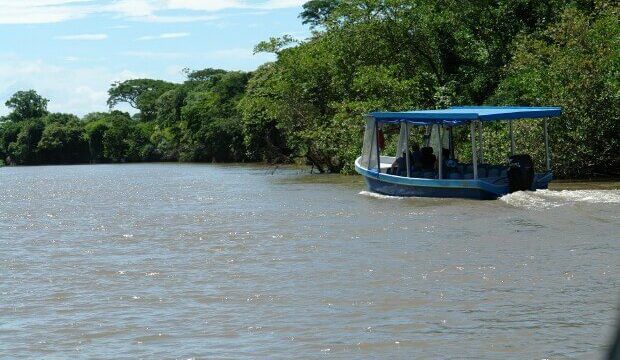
508,154,534,192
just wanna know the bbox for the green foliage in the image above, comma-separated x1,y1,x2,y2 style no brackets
156,88,186,127
239,0,618,176
183,68,228,85
238,63,293,163
300,0,341,28
42,113,80,125
5,90,49,122
0,120,21,163
178,70,250,162
7,119,45,164
492,4,619,177
37,119,89,164
254,35,297,54
107,79,176,121
84,116,109,163
93,112,134,162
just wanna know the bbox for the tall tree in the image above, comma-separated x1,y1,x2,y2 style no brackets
5,90,49,122
300,0,341,28
107,79,176,121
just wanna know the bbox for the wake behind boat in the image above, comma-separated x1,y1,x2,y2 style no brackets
355,106,562,200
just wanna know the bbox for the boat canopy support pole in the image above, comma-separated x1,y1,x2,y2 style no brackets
544,118,550,171
478,121,484,164
470,121,478,179
375,120,381,172
405,122,411,177
438,126,443,180
509,121,515,156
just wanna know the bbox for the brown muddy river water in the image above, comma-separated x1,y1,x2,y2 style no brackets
1,163,618,359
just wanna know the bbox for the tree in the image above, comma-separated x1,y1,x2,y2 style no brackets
37,120,89,164
238,63,293,163
239,0,585,173
82,111,138,163
492,4,620,177
102,114,132,162
253,35,297,54
107,79,176,121
300,0,341,28
183,68,227,85
0,121,22,163
7,119,45,164
175,69,251,162
84,117,110,163
5,90,49,122
155,88,186,127
42,113,80,125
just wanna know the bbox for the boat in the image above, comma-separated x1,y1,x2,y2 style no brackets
355,106,562,200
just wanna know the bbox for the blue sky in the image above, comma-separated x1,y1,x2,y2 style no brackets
0,0,310,116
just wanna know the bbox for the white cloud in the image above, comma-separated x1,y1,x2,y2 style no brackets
0,0,305,24
138,32,190,40
0,0,94,24
55,33,108,40
259,0,305,9
160,32,189,39
104,0,155,18
122,51,189,59
165,0,245,11
0,56,144,116
62,56,108,62
163,0,305,11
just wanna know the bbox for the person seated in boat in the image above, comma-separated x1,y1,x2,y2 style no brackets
436,148,457,174
419,147,436,170
409,143,423,170
389,152,407,175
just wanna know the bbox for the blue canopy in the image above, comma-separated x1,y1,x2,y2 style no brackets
369,106,561,125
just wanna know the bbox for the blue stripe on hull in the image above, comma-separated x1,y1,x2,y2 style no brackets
364,177,499,200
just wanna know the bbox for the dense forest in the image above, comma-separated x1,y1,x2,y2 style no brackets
0,0,618,178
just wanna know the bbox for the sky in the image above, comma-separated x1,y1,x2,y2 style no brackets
0,0,310,116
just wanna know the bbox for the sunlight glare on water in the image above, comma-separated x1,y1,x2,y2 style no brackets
0,164,618,359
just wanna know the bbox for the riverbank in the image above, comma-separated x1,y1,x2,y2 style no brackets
550,179,620,190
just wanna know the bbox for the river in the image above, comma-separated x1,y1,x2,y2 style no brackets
1,163,618,359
